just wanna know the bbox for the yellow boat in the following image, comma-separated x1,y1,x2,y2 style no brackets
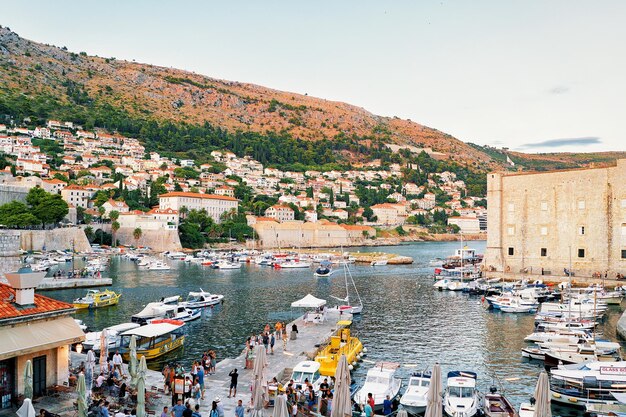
118,319,185,361
73,289,121,309
315,320,364,376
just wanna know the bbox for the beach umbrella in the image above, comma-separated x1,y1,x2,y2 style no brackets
86,350,96,395
136,375,146,417
77,373,88,417
23,360,33,400
16,398,36,417
273,394,290,417
330,354,352,417
424,363,442,417
129,335,138,387
138,355,148,380
397,410,409,417
250,345,268,417
99,329,109,374
533,371,551,417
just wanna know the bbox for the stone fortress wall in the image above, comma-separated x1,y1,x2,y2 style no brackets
485,159,626,278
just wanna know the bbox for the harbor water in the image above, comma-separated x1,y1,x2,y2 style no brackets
46,240,624,417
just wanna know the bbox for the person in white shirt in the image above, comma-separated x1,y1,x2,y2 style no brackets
112,351,125,377
96,374,106,388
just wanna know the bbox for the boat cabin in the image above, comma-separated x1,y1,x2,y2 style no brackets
290,361,322,390
119,320,185,360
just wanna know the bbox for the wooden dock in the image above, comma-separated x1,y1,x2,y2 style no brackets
70,309,353,415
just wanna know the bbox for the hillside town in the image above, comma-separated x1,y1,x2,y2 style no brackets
0,119,487,249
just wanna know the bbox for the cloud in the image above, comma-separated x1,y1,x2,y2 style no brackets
548,86,570,94
520,137,602,149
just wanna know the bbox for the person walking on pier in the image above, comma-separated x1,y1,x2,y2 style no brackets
270,332,275,355
228,368,239,398
262,332,270,353
283,330,288,351
197,365,205,400
112,351,125,377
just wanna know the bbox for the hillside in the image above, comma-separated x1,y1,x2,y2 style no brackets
0,26,495,166
0,26,622,172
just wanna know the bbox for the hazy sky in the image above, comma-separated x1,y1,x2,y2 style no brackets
3,1,625,153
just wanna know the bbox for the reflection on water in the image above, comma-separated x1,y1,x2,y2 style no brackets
47,241,623,416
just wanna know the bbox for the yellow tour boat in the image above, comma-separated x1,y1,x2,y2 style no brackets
73,289,121,309
315,320,364,376
118,319,185,361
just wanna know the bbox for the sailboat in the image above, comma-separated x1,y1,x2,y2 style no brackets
331,260,363,314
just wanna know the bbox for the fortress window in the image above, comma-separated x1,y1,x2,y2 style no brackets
578,200,586,210
579,226,585,235
578,248,585,258
508,247,514,256
541,227,548,236
622,250,626,259
541,201,548,211
541,248,547,257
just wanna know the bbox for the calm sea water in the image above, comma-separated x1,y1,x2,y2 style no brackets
45,241,624,416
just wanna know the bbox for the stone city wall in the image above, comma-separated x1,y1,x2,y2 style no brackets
115,227,182,252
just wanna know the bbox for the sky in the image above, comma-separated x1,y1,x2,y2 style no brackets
2,1,625,153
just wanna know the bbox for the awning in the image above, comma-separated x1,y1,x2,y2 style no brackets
291,294,326,308
0,316,85,361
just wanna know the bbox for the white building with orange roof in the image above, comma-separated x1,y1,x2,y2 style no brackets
41,178,67,194
265,204,295,222
159,191,238,223
214,185,235,198
101,199,130,217
61,184,96,209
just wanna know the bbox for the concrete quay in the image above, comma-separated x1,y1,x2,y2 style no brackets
0,276,112,291
64,310,351,416
485,270,626,288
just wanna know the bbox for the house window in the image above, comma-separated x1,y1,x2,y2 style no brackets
578,200,586,210
578,248,585,258
621,199,626,208
507,227,515,236
540,227,548,236
579,226,585,235
541,248,547,257
508,247,514,256
541,201,548,211
508,203,515,212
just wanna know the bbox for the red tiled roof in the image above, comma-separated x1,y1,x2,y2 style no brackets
0,283,73,320
159,192,237,201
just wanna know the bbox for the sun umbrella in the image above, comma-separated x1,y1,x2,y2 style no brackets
77,373,88,417
274,394,290,417
424,363,442,417
330,355,352,417
250,345,268,417
397,410,408,417
16,398,36,417
533,371,551,417
129,335,138,387
136,375,146,417
23,360,33,400
86,350,96,396
99,329,109,374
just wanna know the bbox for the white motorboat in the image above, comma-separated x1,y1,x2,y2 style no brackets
354,362,402,411
182,289,224,308
521,346,546,361
165,251,186,260
83,322,141,351
498,296,538,313
429,258,445,267
74,319,88,332
443,371,482,417
370,259,388,266
400,371,431,415
147,261,171,270
290,361,325,391
279,260,312,269
518,402,534,417
132,298,200,324
523,329,591,344
213,260,241,269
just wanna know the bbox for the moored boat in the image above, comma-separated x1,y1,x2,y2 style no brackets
182,289,224,308
483,387,518,417
353,362,402,411
119,319,185,361
399,371,431,415
443,371,482,417
73,289,121,309
315,320,364,377
314,261,334,277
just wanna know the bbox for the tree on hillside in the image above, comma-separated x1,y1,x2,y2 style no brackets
111,221,120,247
0,201,39,227
133,227,142,245
98,206,106,220
26,187,69,227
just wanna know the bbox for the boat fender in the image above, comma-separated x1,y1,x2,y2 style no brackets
363,347,368,353
552,393,561,399
349,364,354,370
568,398,577,403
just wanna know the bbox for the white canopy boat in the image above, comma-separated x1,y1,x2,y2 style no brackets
83,322,141,351
443,371,482,417
354,362,402,411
